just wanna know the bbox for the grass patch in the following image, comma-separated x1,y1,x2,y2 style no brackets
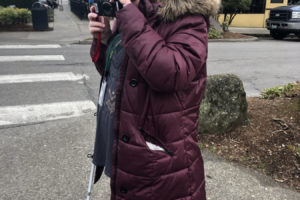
258,163,265,169
261,81,300,99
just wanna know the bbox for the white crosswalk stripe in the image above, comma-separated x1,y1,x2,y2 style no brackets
0,44,96,127
0,101,96,126
0,55,65,62
0,72,89,84
0,44,61,49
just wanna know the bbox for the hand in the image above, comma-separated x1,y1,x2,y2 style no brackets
88,6,112,43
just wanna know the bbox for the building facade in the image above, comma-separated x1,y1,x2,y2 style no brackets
219,0,292,28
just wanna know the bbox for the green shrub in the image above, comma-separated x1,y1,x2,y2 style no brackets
221,21,229,32
261,81,300,99
208,28,223,39
0,7,16,25
16,8,31,23
286,81,300,97
0,7,31,25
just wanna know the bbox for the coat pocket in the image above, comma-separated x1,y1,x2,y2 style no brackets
138,128,174,157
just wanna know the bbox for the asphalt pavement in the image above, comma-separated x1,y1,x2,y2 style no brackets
0,1,299,200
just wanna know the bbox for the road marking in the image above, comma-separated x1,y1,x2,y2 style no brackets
0,55,65,62
0,72,89,84
0,44,61,49
0,101,96,126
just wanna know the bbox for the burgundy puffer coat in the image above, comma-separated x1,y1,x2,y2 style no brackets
91,0,220,199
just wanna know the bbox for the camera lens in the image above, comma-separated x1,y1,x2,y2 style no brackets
102,2,113,16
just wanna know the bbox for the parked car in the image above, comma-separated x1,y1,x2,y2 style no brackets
266,1,300,39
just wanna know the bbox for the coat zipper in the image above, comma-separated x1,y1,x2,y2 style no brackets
138,128,174,157
112,55,129,200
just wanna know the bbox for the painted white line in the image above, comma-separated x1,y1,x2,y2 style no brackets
0,101,96,126
0,55,65,62
0,72,89,84
0,44,61,49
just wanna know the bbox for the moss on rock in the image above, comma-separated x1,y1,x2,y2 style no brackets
198,74,248,134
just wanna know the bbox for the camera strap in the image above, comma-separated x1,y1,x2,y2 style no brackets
92,33,102,63
98,33,122,106
104,33,122,77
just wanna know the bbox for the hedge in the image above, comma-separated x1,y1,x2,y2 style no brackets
0,0,36,9
0,7,31,25
208,28,222,39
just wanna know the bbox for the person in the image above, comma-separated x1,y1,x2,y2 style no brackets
88,0,220,199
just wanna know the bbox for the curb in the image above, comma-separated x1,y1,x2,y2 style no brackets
208,36,258,42
77,36,259,45
73,39,93,45
243,34,270,38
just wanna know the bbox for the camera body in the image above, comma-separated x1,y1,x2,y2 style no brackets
93,0,123,17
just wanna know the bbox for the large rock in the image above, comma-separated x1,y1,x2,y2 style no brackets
198,74,248,134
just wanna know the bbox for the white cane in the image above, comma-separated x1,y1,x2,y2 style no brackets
86,163,96,200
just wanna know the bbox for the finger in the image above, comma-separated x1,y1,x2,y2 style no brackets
89,27,105,34
103,16,110,24
99,16,105,24
88,12,98,21
89,27,103,33
90,6,95,13
90,21,106,28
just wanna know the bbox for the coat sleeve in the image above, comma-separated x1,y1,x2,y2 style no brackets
116,4,208,92
90,38,108,76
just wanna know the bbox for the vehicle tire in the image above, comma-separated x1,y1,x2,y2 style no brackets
297,33,300,39
270,30,288,40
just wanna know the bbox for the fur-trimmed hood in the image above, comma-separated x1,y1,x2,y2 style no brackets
156,0,221,22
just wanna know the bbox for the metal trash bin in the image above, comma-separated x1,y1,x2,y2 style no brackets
31,2,49,31
47,7,54,22
39,0,54,22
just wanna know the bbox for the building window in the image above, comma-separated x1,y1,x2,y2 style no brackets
220,0,282,14
220,0,266,14
271,0,284,3
289,0,300,4
248,0,266,13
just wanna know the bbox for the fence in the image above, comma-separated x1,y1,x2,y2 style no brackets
69,0,88,19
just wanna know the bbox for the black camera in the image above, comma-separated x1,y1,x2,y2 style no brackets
93,0,123,17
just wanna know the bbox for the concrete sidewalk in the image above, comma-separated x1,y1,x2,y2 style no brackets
229,27,270,37
0,2,91,45
0,2,299,200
